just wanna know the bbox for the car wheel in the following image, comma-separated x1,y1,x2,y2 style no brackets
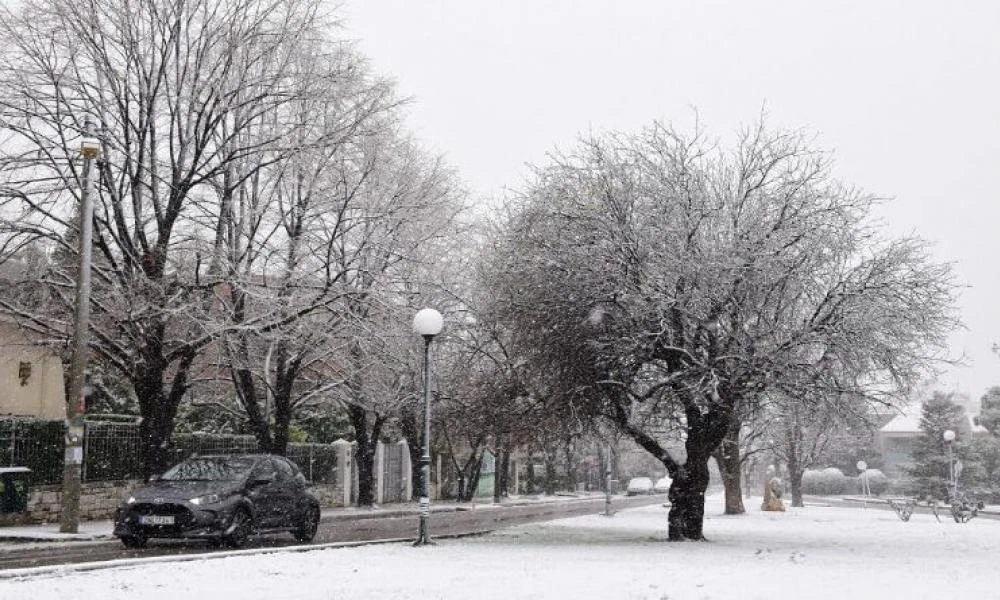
120,534,147,549
224,509,252,548
293,505,320,543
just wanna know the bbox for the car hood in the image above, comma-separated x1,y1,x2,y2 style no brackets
128,480,243,503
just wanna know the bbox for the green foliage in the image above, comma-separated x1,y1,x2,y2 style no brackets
959,435,1000,503
801,467,850,494
856,469,888,495
904,392,965,501
813,420,885,474
978,386,1000,434
294,410,353,444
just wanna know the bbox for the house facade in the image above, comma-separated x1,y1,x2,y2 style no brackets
0,320,65,421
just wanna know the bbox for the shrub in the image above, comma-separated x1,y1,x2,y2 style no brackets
801,467,849,495
857,469,888,496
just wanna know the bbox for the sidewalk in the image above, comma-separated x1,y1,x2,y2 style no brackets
0,492,607,543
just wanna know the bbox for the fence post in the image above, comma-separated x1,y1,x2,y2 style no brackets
399,440,412,503
332,439,352,507
375,442,385,505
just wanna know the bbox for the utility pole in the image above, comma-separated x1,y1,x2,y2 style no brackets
60,119,99,533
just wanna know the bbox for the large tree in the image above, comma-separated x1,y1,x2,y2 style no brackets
0,0,370,476
485,121,959,540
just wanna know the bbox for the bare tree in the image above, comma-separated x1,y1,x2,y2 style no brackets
0,0,356,476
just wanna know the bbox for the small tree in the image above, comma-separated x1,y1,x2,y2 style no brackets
905,392,965,500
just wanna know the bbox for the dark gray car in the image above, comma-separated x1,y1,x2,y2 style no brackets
113,454,320,548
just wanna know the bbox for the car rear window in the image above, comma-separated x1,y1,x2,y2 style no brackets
160,457,257,481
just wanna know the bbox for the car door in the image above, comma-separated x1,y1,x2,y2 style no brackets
246,458,282,527
271,457,302,527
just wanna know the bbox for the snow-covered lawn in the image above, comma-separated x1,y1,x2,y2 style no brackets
5,498,996,599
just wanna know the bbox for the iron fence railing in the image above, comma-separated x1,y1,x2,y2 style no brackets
0,418,64,484
1,418,339,485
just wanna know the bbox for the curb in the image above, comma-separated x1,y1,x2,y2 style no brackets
0,531,492,580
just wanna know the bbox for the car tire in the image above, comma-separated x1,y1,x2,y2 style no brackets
223,509,252,548
120,534,147,549
293,505,320,543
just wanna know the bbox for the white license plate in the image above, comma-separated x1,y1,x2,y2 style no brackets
140,515,175,525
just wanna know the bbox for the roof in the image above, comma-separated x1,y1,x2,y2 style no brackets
880,412,922,434
878,404,990,436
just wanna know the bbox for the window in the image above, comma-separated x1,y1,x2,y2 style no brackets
272,457,295,482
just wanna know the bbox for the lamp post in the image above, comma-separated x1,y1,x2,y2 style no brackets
856,460,869,509
413,308,443,546
943,429,956,501
60,119,100,534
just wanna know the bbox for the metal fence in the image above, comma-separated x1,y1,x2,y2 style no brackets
0,418,339,485
0,418,64,484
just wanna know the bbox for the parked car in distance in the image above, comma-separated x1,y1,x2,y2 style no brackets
653,477,672,494
626,476,654,495
113,454,320,549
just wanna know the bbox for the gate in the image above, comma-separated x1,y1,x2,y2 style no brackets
381,442,406,503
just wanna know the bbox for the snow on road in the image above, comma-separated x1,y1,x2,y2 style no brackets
4,499,995,599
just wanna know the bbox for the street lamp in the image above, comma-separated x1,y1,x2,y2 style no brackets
412,308,443,546
856,460,869,509
60,118,99,534
943,429,956,501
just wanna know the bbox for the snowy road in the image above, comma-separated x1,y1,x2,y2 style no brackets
0,494,665,571
3,498,997,599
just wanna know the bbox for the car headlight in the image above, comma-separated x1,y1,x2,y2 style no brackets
189,493,222,506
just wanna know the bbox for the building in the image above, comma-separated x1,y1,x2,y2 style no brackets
0,320,65,421
878,400,989,480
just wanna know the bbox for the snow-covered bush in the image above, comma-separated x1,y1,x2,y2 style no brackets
857,469,888,496
801,467,850,495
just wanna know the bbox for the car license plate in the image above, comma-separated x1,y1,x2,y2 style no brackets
140,515,175,525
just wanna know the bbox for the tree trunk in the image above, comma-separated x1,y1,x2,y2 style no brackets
543,445,558,495
465,454,483,501
525,447,537,494
665,402,733,541
135,338,192,480
494,448,510,503
269,351,300,456
787,420,804,507
564,437,578,491
667,453,712,541
713,420,745,514
348,405,384,507
399,409,422,501
789,466,804,508
139,408,176,480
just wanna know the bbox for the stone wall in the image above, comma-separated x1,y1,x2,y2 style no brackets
0,479,135,525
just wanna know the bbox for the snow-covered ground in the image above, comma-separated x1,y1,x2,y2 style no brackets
4,497,996,599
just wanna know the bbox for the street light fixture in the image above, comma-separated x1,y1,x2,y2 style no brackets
856,460,869,509
412,308,443,546
943,429,957,501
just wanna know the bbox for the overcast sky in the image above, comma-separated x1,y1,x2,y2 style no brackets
343,0,1000,404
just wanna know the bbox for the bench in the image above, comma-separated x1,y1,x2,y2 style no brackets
886,496,983,523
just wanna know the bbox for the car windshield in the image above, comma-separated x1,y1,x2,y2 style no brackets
159,457,256,481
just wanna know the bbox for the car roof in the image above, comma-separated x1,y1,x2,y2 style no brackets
183,453,270,460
